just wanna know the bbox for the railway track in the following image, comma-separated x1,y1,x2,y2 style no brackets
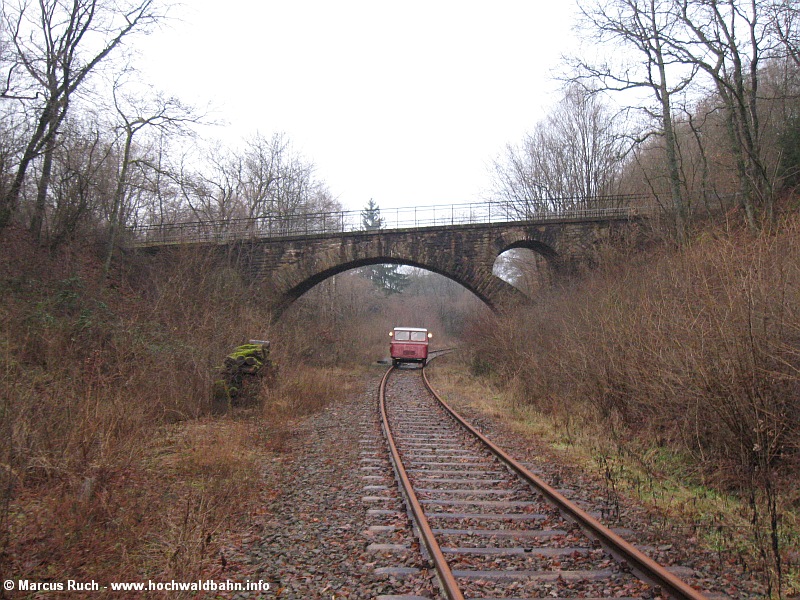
378,365,709,600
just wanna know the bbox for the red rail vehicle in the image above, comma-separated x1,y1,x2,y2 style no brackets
389,327,433,366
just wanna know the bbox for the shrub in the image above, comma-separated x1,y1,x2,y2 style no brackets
465,216,800,595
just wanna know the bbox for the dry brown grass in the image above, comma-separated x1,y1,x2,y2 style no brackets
461,215,800,597
259,365,359,451
3,416,264,587
0,231,345,592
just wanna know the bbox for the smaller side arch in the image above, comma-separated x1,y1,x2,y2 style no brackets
493,230,564,270
499,239,559,260
490,232,563,298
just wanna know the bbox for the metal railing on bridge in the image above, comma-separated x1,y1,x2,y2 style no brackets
129,200,644,246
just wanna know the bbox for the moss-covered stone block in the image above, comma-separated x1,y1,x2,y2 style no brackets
214,341,275,408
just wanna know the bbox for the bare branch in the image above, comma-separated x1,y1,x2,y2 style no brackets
0,0,166,231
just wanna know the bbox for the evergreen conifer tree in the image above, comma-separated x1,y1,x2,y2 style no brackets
360,199,409,295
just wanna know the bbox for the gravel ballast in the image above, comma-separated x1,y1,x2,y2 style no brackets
220,372,437,599
213,367,768,599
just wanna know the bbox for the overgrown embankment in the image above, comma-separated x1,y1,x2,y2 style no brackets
464,216,800,596
0,230,347,588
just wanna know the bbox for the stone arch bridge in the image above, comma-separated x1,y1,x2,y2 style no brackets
134,206,643,319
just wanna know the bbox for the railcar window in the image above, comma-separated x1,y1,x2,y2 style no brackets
410,331,428,342
394,331,410,341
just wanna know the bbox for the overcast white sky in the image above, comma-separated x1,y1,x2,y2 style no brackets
137,1,581,213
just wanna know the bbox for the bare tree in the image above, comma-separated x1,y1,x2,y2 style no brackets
0,113,23,203
45,116,112,248
672,0,783,229
546,84,626,203
104,78,199,274
0,4,36,101
128,128,186,227
489,84,625,217
239,132,289,220
569,0,697,244
0,0,163,235
489,140,552,215
765,0,800,69
178,143,244,223
575,0,799,232
179,133,340,233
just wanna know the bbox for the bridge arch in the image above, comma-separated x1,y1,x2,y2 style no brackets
270,254,525,320
489,233,562,293
489,226,562,263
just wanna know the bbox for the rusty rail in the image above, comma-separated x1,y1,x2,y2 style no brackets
419,366,709,600
378,367,465,600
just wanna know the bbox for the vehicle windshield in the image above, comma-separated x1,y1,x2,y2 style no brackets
393,330,427,342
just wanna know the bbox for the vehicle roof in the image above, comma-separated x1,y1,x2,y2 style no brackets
392,326,428,332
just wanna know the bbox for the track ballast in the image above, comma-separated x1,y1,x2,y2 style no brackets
378,365,709,600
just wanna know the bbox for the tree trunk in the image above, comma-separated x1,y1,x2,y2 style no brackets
30,129,57,243
104,127,133,276
652,10,687,245
0,102,59,229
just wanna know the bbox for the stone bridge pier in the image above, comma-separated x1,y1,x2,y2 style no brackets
227,218,633,320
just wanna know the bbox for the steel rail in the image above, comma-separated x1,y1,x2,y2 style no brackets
378,367,465,600
420,367,710,600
